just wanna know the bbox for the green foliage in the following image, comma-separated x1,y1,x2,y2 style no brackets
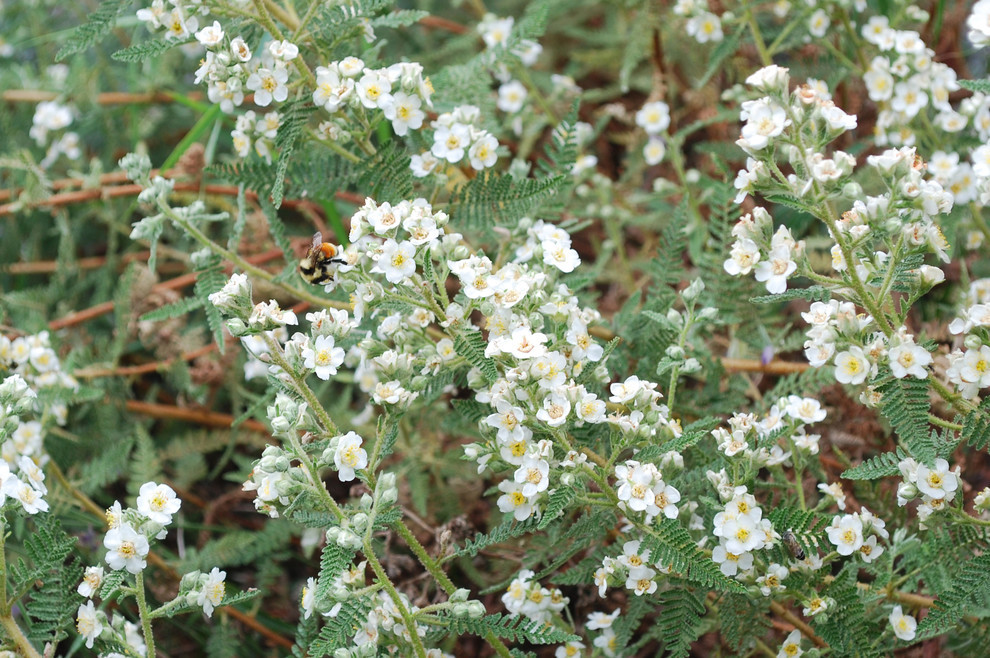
874,371,935,462
814,574,883,658
10,515,82,646
354,142,414,203
112,38,190,62
308,598,373,655
448,171,565,231
919,551,990,636
640,518,747,593
454,518,540,557
55,0,128,60
842,446,912,480
272,99,310,209
140,295,205,323
651,585,708,657
961,396,990,451
750,285,832,304
452,330,498,383
442,613,580,644
717,593,771,651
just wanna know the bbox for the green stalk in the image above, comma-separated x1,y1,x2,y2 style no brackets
135,572,157,658
364,538,429,658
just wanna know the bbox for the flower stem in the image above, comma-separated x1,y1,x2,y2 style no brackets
364,538,429,658
135,572,157,658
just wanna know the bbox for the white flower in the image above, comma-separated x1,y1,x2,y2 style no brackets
536,393,571,427
825,514,864,556
377,239,417,284
808,9,830,38
542,239,581,272
313,66,354,112
77,566,104,598
514,455,550,497
104,524,150,574
136,481,181,525
784,395,826,424
834,346,870,385
301,576,317,618
711,540,753,576
334,432,368,482
195,20,224,47
356,70,391,109
777,629,803,658
643,137,667,167
723,239,761,276
468,134,499,170
479,15,514,49
889,605,917,641
497,80,528,113
268,40,299,61
382,91,425,136
753,246,797,294
686,12,723,43
5,478,48,515
431,124,470,163
76,601,104,648
739,98,789,151
635,101,671,134
411,151,440,177
303,335,345,380
246,67,289,107
497,479,535,520
889,341,932,379
197,567,227,617
915,458,959,499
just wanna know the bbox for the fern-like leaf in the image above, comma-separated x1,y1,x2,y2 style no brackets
874,372,934,462
449,171,564,231
442,613,579,644
56,0,129,60
750,285,831,304
112,37,189,62
455,518,540,557
652,585,707,658
272,99,309,208
918,551,990,636
962,396,990,451
640,518,747,592
308,598,373,655
139,295,205,322
842,446,911,480
453,330,498,383
194,257,227,352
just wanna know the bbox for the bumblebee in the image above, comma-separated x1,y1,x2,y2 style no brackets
299,232,346,285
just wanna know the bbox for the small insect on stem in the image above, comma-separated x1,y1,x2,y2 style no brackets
782,530,805,560
298,232,346,285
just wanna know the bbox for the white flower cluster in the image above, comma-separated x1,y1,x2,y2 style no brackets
231,110,282,164
501,569,568,623
189,18,297,115
945,279,990,398
708,395,825,467
860,18,962,146
136,0,207,40
723,207,803,295
710,489,778,577
313,57,433,138
29,101,81,168
825,508,888,561
802,298,935,386
76,482,220,650
0,331,81,515
411,105,500,176
594,539,673,599
897,457,961,523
